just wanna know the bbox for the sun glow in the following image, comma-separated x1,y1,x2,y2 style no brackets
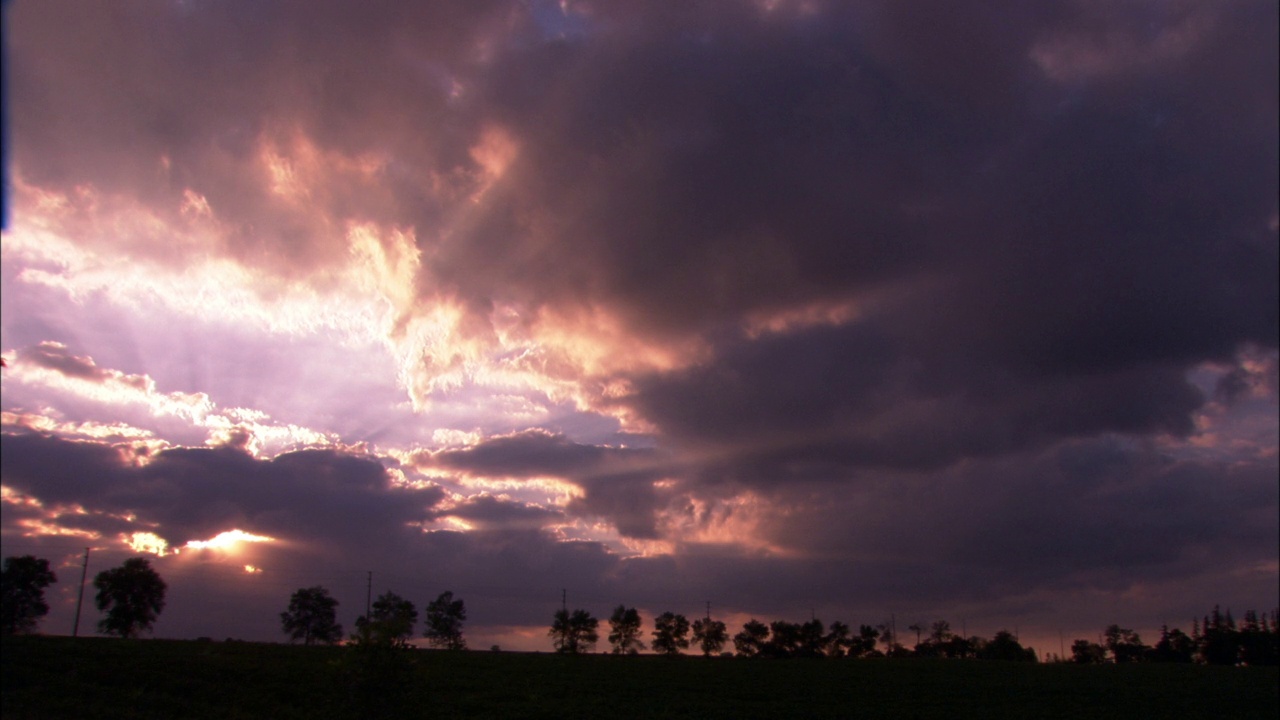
181,529,276,552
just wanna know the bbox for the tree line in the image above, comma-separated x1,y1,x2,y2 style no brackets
549,604,1279,665
279,585,467,650
4,553,1277,666
550,606,1039,661
1067,607,1280,666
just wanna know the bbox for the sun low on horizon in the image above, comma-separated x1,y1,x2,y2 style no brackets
1,0,1276,654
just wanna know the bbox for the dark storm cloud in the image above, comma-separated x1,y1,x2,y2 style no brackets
0,431,633,638
0,431,444,548
771,439,1279,581
425,430,675,537
427,430,637,478
12,0,1274,378
627,320,1207,481
430,494,564,530
445,0,1275,341
612,437,1279,625
414,0,1277,495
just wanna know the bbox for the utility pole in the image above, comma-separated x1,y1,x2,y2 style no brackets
72,547,89,638
561,588,567,612
366,571,372,618
705,601,711,622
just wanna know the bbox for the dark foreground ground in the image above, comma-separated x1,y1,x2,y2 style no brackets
3,636,1277,719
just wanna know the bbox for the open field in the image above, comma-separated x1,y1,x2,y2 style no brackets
3,636,1277,719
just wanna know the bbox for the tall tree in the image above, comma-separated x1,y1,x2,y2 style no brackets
1,555,58,635
977,630,1037,662
1103,625,1147,663
1071,639,1106,664
357,591,418,647
607,605,645,655
1238,610,1279,666
692,616,728,657
651,612,691,656
549,608,598,654
941,634,977,660
797,618,827,658
766,620,802,658
734,619,769,657
281,586,344,645
423,591,467,650
824,621,852,658
93,557,166,638
849,625,881,658
1199,606,1240,665
1151,625,1194,663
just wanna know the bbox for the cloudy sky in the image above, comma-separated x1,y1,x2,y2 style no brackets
2,0,1276,654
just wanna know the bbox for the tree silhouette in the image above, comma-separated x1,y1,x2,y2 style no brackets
651,612,691,656
824,621,852,658
797,618,827,658
977,630,1036,662
942,634,978,659
356,591,418,648
692,616,728,657
550,608,598,654
281,586,343,645
1151,625,1194,663
876,621,900,655
1066,607,1279,667
1071,638,1106,663
1199,606,1239,665
424,591,467,650
733,619,769,657
766,620,802,658
607,605,645,655
93,557,166,638
2,555,57,635
849,624,880,658
1103,624,1147,663
1238,610,1279,666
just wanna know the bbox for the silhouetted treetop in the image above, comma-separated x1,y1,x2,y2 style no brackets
550,608,598,654
94,557,166,639
608,605,644,655
424,591,467,650
2,555,57,636
281,586,343,646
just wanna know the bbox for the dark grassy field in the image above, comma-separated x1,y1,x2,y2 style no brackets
3,636,1277,719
